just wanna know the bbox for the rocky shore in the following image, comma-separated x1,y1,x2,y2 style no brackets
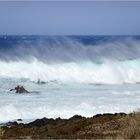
0,112,140,139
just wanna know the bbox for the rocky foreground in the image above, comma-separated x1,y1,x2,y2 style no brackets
0,112,140,139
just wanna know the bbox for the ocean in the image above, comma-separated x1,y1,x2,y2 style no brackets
0,35,140,123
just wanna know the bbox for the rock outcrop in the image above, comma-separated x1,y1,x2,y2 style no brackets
0,113,131,139
10,86,29,93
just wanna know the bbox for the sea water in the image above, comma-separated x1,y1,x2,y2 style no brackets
0,35,140,123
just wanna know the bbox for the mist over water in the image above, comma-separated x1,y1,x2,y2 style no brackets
0,35,140,62
0,35,140,84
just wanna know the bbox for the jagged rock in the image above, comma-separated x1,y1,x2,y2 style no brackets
10,86,29,93
0,112,135,139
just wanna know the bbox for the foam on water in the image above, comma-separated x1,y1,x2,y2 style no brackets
0,36,140,123
0,79,140,122
0,58,140,84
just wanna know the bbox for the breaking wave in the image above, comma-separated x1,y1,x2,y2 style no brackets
0,58,140,84
0,35,140,84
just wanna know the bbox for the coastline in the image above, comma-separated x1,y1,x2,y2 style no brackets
0,112,140,139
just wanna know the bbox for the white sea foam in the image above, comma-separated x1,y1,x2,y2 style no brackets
0,36,140,123
0,58,140,84
0,79,140,123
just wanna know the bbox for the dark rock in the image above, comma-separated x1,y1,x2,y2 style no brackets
3,121,18,127
17,119,22,121
115,113,127,116
37,79,46,84
93,113,103,118
27,118,56,128
69,115,84,121
0,112,134,139
10,85,29,93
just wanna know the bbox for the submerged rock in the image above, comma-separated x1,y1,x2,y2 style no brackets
37,79,46,84
10,86,29,93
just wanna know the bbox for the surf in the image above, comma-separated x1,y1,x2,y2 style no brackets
0,35,140,84
0,58,140,84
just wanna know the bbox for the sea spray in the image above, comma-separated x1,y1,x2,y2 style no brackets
0,58,140,84
0,36,140,122
1,36,140,62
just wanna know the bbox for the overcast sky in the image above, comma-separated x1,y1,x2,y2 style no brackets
0,1,140,35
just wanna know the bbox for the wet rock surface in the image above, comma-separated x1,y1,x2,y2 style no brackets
0,113,132,139
10,86,29,93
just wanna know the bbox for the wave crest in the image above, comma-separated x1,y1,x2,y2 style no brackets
1,58,140,84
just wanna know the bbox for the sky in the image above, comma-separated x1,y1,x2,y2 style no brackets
0,1,140,35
